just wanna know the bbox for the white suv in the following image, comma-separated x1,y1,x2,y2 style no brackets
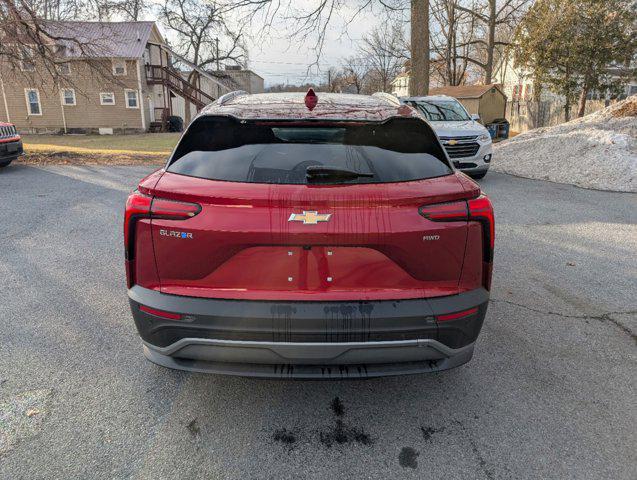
401,95,492,179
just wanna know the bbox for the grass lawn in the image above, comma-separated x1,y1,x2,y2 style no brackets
22,132,181,153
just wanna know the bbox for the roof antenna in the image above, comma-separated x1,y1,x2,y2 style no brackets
305,88,318,111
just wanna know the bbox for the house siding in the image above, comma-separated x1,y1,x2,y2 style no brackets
0,59,147,133
221,70,264,94
0,77,9,122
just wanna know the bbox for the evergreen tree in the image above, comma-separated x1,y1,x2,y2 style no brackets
514,0,636,120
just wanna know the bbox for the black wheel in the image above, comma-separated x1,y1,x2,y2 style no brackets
0,159,12,168
468,171,487,179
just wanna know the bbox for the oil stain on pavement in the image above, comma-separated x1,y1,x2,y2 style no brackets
420,425,445,441
398,446,419,469
272,428,296,446
270,396,373,449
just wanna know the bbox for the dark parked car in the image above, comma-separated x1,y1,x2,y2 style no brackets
124,90,495,378
0,122,23,168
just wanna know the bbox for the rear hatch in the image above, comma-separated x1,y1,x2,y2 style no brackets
147,116,475,301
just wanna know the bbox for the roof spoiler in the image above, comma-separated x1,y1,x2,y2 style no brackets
372,92,401,106
215,90,249,106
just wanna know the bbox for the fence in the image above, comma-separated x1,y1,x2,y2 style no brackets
507,99,610,133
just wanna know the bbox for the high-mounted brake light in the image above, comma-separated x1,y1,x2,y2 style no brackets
124,191,201,287
305,88,318,111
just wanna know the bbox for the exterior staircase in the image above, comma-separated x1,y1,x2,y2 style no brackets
148,108,169,133
146,65,216,111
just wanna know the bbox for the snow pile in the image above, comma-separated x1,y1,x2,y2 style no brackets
492,96,637,192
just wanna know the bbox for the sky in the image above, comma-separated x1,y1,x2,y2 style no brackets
243,8,376,86
228,2,404,87
144,1,406,87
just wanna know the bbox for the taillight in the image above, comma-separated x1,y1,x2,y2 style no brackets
151,197,201,219
124,191,152,261
419,201,468,221
124,190,201,287
420,194,495,290
467,195,495,262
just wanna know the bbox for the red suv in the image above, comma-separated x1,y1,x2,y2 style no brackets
125,90,494,378
0,122,23,168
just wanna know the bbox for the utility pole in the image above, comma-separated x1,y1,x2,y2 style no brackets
215,37,220,71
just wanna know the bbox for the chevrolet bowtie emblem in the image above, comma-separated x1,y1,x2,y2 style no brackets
447,139,458,145
288,211,332,225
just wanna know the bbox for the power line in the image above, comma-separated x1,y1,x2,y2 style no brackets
249,58,370,67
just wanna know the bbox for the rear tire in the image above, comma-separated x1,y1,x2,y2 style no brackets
0,159,13,168
469,171,487,179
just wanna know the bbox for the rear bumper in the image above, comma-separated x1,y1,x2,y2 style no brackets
129,286,489,378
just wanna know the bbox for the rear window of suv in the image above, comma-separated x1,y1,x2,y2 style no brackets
168,116,451,184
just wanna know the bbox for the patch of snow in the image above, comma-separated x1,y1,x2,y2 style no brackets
492,96,637,192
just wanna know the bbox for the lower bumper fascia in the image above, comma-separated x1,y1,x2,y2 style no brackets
130,286,488,378
142,339,475,379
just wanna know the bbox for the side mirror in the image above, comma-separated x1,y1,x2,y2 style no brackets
471,113,480,121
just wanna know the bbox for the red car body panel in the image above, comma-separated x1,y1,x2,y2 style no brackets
133,170,486,301
125,92,495,377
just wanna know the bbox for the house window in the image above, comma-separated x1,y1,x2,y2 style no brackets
20,48,35,72
100,92,115,105
112,59,126,76
25,89,41,115
57,63,71,75
61,88,76,106
125,89,139,109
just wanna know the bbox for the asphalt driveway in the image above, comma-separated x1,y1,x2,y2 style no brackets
0,165,635,479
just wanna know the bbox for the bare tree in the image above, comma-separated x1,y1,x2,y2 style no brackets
107,0,148,21
160,0,247,71
454,0,531,84
360,23,408,93
430,0,476,86
324,67,340,92
231,1,431,94
340,56,367,93
0,0,118,84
